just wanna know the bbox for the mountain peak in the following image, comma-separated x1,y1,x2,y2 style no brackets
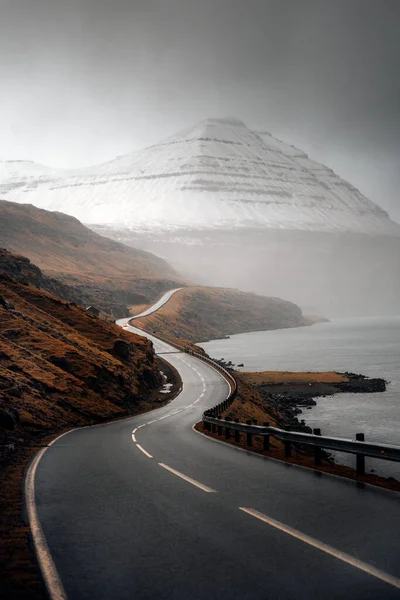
0,119,399,236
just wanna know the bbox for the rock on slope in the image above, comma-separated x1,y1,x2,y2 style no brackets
0,200,184,316
0,263,163,452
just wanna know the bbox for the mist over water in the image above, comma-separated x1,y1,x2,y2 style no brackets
200,315,400,479
96,227,400,317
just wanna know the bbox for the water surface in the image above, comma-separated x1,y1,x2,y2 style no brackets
200,316,400,479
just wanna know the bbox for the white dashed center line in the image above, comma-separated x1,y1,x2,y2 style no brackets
239,507,400,590
159,463,217,493
136,444,153,459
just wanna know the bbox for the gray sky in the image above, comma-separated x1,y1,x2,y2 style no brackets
1,0,399,220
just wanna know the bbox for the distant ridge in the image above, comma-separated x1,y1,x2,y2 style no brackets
1,118,399,236
0,200,184,315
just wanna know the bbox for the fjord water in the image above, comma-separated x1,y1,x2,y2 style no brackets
200,316,400,479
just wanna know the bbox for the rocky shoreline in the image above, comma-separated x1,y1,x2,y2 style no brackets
253,372,387,434
213,358,387,437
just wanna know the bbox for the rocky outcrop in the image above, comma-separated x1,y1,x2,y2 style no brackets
254,373,387,433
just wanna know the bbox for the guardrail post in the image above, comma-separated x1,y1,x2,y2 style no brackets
225,417,231,439
217,420,223,436
204,421,211,432
246,420,252,447
211,422,217,433
234,418,240,442
313,428,322,466
263,422,270,451
284,427,291,457
356,433,365,475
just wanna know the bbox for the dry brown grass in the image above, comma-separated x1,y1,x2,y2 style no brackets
0,274,164,442
128,303,151,316
0,200,181,285
243,371,348,384
134,286,306,342
0,273,185,600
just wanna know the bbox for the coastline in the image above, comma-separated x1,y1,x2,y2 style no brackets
197,367,399,491
199,317,400,469
241,370,387,435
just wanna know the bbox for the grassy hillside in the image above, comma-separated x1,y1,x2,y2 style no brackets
0,200,185,314
0,272,164,450
133,286,309,343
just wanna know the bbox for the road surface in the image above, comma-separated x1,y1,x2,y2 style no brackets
29,291,400,599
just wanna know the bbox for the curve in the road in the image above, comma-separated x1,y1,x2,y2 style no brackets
26,289,400,600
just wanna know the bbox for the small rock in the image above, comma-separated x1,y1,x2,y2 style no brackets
0,409,16,430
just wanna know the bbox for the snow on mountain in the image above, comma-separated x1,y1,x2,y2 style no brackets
1,118,399,236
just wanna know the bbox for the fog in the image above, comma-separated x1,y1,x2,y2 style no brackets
94,226,400,318
1,0,400,221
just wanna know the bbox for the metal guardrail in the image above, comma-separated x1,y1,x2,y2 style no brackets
127,319,400,478
127,323,238,400
202,413,400,475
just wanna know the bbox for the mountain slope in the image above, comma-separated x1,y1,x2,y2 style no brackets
1,118,399,236
0,200,184,315
0,270,164,448
133,286,309,343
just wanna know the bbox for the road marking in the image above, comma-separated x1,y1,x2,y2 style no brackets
131,433,137,443
147,419,157,425
159,463,217,493
239,507,400,590
136,444,153,459
25,448,68,600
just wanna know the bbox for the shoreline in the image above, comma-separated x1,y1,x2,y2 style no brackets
198,367,400,492
245,371,387,435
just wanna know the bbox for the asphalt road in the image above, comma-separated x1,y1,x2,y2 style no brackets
31,293,400,600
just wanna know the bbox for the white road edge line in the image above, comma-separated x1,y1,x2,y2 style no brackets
239,507,400,590
25,448,68,600
136,444,153,459
131,433,137,443
158,463,217,493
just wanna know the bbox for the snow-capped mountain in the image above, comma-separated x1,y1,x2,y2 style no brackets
0,160,70,195
1,118,399,236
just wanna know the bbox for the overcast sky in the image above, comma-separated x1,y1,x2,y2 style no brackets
1,0,399,220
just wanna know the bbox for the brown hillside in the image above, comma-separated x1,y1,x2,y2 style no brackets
0,200,185,313
134,286,308,343
0,272,164,453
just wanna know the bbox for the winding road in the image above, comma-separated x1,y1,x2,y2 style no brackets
28,290,400,599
